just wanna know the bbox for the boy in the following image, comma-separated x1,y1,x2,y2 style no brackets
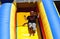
23,11,39,36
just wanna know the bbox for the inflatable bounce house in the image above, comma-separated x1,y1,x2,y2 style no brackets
0,0,60,39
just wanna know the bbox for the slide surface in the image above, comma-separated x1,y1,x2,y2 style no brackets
17,12,41,39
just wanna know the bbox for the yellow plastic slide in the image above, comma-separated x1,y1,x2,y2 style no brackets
17,12,42,39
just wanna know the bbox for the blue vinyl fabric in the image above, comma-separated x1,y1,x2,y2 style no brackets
59,17,60,22
0,5,1,7
0,3,12,39
42,0,60,39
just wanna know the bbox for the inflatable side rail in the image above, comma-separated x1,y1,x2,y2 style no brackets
0,5,1,7
59,17,60,22
0,3,12,39
42,0,60,39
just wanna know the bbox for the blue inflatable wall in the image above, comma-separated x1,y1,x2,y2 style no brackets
0,5,1,7
42,0,60,39
0,3,12,39
59,17,60,22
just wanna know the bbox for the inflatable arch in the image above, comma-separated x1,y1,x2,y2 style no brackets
0,0,60,39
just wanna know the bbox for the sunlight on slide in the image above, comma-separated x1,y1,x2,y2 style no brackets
17,12,39,39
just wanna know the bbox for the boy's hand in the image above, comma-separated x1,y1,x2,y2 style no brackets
22,23,25,26
22,24,25,26
22,22,28,26
37,13,40,18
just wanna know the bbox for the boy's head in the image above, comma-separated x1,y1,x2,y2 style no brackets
30,11,34,16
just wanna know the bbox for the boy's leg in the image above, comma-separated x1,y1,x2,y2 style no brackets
32,23,36,36
32,23,36,31
28,28,32,36
28,23,32,28
28,23,33,36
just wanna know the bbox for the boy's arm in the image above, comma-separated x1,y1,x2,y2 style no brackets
22,22,28,26
35,13,39,18
36,13,39,18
